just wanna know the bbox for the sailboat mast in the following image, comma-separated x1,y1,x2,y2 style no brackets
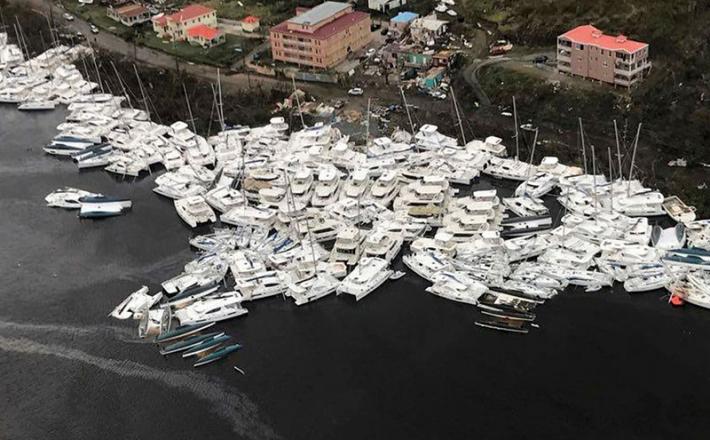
110,61,132,109
608,146,614,213
182,83,197,134
400,86,416,138
579,118,587,174
216,69,225,131
512,96,519,160
365,97,371,145
627,123,642,197
132,64,150,119
451,87,466,145
527,128,538,180
613,120,622,181
291,76,305,129
591,142,598,217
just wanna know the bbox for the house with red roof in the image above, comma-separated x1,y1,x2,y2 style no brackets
269,1,372,69
187,23,225,48
241,16,260,33
557,25,652,88
107,3,151,27
151,4,220,45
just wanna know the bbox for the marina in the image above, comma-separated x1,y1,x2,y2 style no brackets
2,26,710,440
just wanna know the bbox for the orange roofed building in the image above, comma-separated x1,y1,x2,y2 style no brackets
270,1,372,69
557,25,651,88
187,24,225,48
152,4,219,43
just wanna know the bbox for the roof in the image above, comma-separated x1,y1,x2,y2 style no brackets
167,4,214,24
412,16,448,32
560,25,647,53
271,11,369,41
289,1,350,25
114,3,148,17
391,11,418,23
187,24,222,40
242,15,260,23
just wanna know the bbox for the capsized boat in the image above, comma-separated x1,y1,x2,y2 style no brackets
159,331,225,355
154,322,216,343
193,343,242,367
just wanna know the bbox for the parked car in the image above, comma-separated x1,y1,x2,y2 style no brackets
532,55,549,64
90,25,99,34
431,90,447,100
366,48,376,57
63,13,74,21
348,88,364,96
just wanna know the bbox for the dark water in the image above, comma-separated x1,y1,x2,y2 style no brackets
1,107,710,440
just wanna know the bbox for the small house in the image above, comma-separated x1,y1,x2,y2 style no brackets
368,0,407,13
107,3,151,27
418,66,446,89
401,51,433,69
241,16,260,33
187,24,225,48
390,11,418,35
410,15,448,45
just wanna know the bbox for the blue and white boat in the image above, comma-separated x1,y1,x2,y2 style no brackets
182,334,231,358
154,322,216,344
159,332,225,355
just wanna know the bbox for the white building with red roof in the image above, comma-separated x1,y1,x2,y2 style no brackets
187,24,225,48
151,4,219,43
241,16,260,33
557,25,651,88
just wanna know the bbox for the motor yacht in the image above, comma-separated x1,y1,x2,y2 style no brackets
337,257,392,301
174,196,216,228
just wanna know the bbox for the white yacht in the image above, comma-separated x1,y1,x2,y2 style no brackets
204,185,246,213
235,271,288,301
220,204,276,228
368,170,401,207
426,271,488,305
411,230,458,257
45,187,101,209
340,168,371,200
173,292,248,325
174,196,216,228
285,273,339,306
361,230,404,263
403,251,453,282
337,257,392,301
311,166,342,207
289,167,315,203
109,286,162,320
515,172,557,198
330,226,365,266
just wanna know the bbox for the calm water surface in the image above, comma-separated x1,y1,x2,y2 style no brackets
1,106,709,440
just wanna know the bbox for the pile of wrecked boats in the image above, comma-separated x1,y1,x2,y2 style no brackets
4,40,710,353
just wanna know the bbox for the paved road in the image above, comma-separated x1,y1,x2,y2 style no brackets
24,0,338,97
461,51,556,106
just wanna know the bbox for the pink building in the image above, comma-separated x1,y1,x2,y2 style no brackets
270,1,372,69
557,25,652,88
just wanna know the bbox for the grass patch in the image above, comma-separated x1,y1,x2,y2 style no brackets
138,33,259,67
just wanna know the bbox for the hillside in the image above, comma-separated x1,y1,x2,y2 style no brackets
454,0,709,213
